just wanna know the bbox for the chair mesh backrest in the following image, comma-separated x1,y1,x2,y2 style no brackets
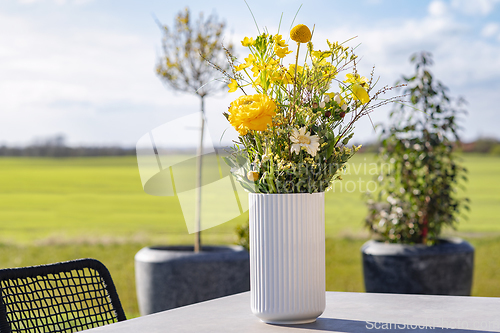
0,259,126,333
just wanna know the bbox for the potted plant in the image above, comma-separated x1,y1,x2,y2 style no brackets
219,20,402,323
363,52,473,295
134,8,250,316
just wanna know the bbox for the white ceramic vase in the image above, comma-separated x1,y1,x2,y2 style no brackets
249,192,326,324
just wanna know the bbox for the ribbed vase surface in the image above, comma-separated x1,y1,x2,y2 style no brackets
249,192,326,324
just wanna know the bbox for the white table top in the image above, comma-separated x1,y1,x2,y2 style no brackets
86,291,500,332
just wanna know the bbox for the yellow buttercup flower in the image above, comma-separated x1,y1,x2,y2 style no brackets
311,50,332,60
228,79,238,93
290,24,312,43
241,37,255,47
234,63,250,71
275,45,292,58
251,65,260,78
274,34,286,46
244,54,256,64
228,94,277,135
345,73,369,88
351,83,370,104
273,34,293,58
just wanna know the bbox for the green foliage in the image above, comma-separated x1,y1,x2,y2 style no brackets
366,52,469,245
223,143,359,194
234,221,249,251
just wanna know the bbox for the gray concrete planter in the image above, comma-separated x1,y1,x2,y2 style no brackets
361,238,474,295
135,245,250,315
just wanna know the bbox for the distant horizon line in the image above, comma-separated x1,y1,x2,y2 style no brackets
2,137,499,150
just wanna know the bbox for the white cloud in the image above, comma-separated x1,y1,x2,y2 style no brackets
0,10,180,145
308,2,500,142
451,0,500,16
481,22,500,37
428,0,449,17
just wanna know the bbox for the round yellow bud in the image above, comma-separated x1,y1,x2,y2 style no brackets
290,24,312,43
247,171,260,182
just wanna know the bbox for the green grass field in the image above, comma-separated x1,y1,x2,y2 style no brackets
0,153,499,318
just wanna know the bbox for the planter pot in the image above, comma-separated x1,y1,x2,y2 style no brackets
135,245,250,315
249,192,326,324
362,238,474,295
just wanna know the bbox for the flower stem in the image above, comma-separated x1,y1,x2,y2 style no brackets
292,42,301,122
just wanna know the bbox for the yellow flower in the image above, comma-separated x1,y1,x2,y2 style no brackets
273,35,293,58
274,34,286,46
351,83,370,104
268,71,283,83
244,54,256,64
234,63,250,71
287,64,304,76
251,65,260,77
280,70,293,84
243,54,257,75
290,24,312,43
241,37,255,47
247,171,260,181
275,45,292,58
228,79,238,93
311,50,332,60
345,73,369,88
228,94,277,135
290,127,320,157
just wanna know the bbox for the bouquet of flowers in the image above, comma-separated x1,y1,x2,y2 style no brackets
221,23,401,194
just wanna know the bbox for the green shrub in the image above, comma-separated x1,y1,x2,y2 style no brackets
366,52,469,245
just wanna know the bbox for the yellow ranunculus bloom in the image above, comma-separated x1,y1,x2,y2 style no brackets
290,24,312,43
241,37,255,47
351,83,370,104
228,94,277,135
228,79,238,93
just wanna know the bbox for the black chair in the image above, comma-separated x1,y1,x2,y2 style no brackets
0,258,126,333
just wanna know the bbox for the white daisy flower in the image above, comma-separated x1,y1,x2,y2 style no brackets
290,127,321,157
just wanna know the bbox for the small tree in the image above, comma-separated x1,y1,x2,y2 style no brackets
156,8,233,252
366,52,469,245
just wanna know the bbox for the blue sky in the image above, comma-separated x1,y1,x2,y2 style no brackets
1,0,499,147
